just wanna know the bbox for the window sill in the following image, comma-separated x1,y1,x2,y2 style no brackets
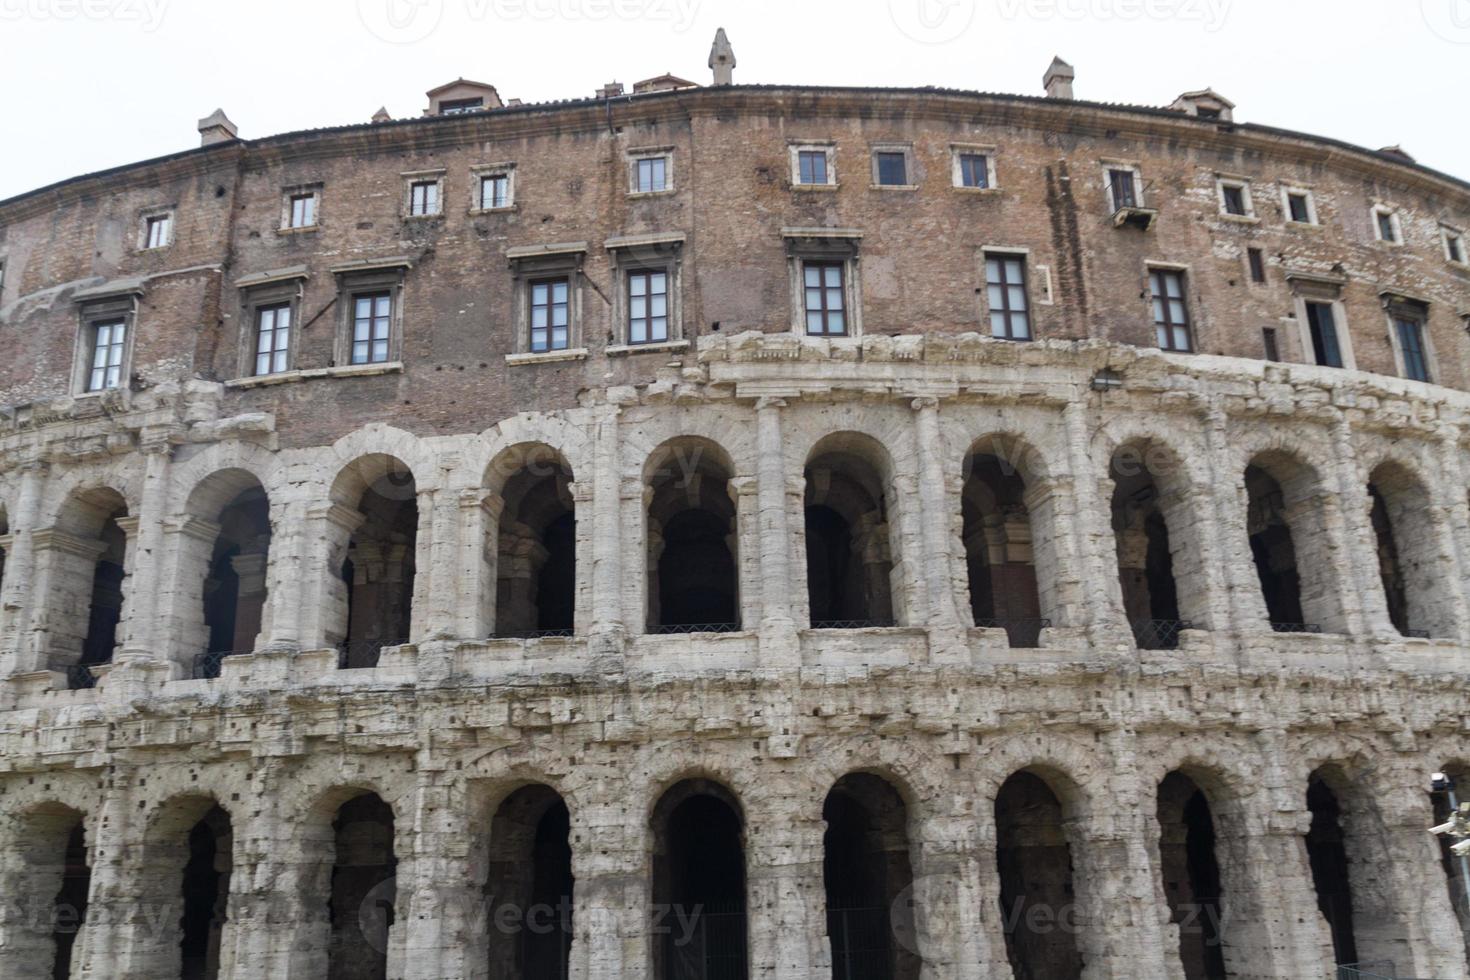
506,348,588,366
792,183,840,193
277,225,319,236
870,184,919,192
1218,213,1260,225
402,213,444,222
1285,220,1323,231
225,361,404,389
606,339,690,357
469,205,517,216
953,186,1001,195
627,189,676,200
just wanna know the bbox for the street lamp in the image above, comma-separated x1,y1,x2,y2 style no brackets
1429,772,1470,918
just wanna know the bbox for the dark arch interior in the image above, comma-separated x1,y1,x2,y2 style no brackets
1245,465,1305,628
484,785,575,979
496,455,576,636
647,446,739,631
805,448,894,627
652,782,748,980
1305,774,1358,967
341,468,418,667
994,771,1083,980
179,804,233,980
51,819,89,980
328,793,397,980
1368,485,1411,635
200,485,272,674
822,773,921,980
962,451,1043,647
1157,772,1227,980
1111,452,1182,649
79,504,128,677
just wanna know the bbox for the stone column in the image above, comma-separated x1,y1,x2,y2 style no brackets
1329,413,1394,638
72,770,141,977
911,809,1005,978
1062,401,1127,641
744,803,828,980
400,775,483,980
1434,423,1470,645
14,529,106,676
261,497,306,651
154,516,221,672
0,461,46,673
728,475,763,633
458,489,500,640
1202,401,1272,633
754,398,800,662
297,503,364,651
116,439,173,664
912,397,967,662
567,790,648,980
591,403,628,662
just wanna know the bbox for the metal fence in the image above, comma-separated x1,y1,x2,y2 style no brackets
1132,618,1195,650
1270,622,1323,634
811,619,897,630
337,638,407,669
826,907,892,980
65,663,98,690
491,628,576,640
974,617,1051,649
649,623,743,636
665,909,747,980
192,650,229,680
1336,962,1454,980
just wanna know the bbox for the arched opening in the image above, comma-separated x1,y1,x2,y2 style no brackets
1245,466,1304,629
483,785,574,979
53,819,89,979
4,804,91,979
1110,442,1197,650
179,805,232,980
328,793,397,980
646,438,739,633
963,443,1045,647
336,458,417,667
822,773,921,980
805,434,897,628
1157,772,1227,980
994,770,1083,980
0,505,9,608
1431,764,1470,965
1242,452,1344,633
651,779,748,980
48,488,130,688
189,473,272,678
1305,772,1357,967
1366,462,1448,637
494,447,576,638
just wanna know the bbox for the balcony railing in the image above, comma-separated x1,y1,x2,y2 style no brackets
974,617,1051,649
1402,628,1431,639
65,663,98,690
1270,622,1323,634
491,628,576,640
810,618,897,630
1132,618,1195,651
1335,961,1452,980
826,907,892,980
192,649,229,680
664,907,747,980
337,638,408,670
648,623,742,636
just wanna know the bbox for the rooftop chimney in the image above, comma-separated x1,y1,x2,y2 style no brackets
1043,57,1074,100
197,108,238,146
709,27,736,86
596,81,626,99
371,107,392,124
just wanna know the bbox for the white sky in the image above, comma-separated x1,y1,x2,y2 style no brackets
1,0,1467,201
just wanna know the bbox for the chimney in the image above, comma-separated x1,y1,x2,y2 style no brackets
709,27,736,86
1043,57,1074,100
371,107,392,124
596,81,626,99
197,108,238,146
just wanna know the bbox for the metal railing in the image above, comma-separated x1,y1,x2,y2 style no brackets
1132,618,1195,651
337,638,408,670
65,663,98,690
974,617,1051,649
649,623,742,636
811,618,897,630
1270,622,1323,634
1402,628,1431,639
1335,961,1454,980
826,907,892,980
665,909,747,980
192,649,229,680
491,628,576,640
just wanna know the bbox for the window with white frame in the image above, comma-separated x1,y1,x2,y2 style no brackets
87,318,127,391
1443,225,1467,265
1372,205,1403,244
1106,166,1143,211
791,143,837,187
607,236,683,348
335,265,406,366
628,150,673,195
626,270,669,345
253,303,292,376
141,210,173,249
871,145,914,188
784,232,862,339
403,172,445,218
1149,268,1193,352
952,146,997,190
508,246,585,356
1303,301,1344,368
1216,177,1254,218
283,187,320,230
1385,296,1433,383
1288,274,1356,372
477,169,513,210
1283,188,1318,225
350,292,393,364
238,277,302,378
984,252,1031,340
529,278,571,352
74,295,136,394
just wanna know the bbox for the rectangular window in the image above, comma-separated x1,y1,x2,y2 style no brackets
480,173,510,210
254,303,292,376
1287,192,1313,223
144,214,171,249
875,152,908,187
635,156,668,194
409,181,439,217
1304,301,1343,368
1221,184,1247,216
1376,209,1399,243
289,194,317,229
798,150,829,186
1262,327,1279,361
803,261,847,336
627,270,669,345
985,254,1031,340
351,292,393,364
1149,270,1192,352
530,278,570,352
1247,247,1267,284
1109,169,1138,210
88,319,126,391
1446,229,1466,264
439,97,483,115
1396,315,1431,382
958,153,990,189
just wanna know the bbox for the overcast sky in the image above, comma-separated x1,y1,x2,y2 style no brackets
1,0,1467,201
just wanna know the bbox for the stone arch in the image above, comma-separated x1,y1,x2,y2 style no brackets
328,454,419,665
487,443,577,638
803,430,904,628
1366,457,1456,638
643,436,741,632
1243,448,1347,633
1152,767,1232,980
479,782,576,980
962,433,1052,645
38,485,131,683
1105,434,1213,647
479,413,593,492
0,802,91,979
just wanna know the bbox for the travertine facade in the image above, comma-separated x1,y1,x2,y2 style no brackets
1,53,1469,980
